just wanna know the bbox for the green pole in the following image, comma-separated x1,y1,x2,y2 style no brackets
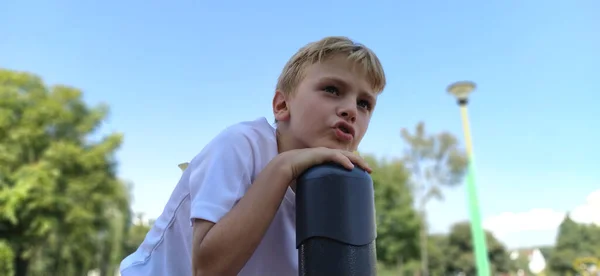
459,105,491,276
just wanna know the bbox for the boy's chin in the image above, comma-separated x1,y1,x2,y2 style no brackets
311,140,355,151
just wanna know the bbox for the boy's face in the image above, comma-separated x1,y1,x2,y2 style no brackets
274,54,377,151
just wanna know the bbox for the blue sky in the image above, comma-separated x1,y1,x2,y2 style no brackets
2,1,598,248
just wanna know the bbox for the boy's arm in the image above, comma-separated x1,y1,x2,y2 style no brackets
188,131,368,276
192,159,290,276
184,125,292,276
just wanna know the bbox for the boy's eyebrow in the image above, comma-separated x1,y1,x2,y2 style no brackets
320,76,377,103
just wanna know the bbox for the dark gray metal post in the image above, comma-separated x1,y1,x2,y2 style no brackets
296,163,377,276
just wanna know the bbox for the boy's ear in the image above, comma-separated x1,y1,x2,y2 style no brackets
272,90,291,122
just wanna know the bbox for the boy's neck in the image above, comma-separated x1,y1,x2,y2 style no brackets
275,127,302,192
275,127,303,154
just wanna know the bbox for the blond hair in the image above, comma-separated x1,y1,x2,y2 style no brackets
276,36,386,95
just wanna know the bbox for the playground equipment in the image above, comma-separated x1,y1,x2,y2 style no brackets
296,163,377,276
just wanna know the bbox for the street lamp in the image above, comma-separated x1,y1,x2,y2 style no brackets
447,81,491,276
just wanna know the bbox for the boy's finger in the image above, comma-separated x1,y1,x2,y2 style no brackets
303,148,351,171
344,152,372,173
330,151,354,170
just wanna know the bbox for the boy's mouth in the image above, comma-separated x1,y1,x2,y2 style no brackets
338,125,350,134
333,121,355,137
333,121,355,142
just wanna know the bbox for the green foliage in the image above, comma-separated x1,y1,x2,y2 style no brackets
377,223,513,275
0,240,14,276
549,215,600,275
400,122,469,276
0,69,132,276
426,234,450,275
432,221,510,275
363,154,421,266
122,213,154,257
400,122,468,206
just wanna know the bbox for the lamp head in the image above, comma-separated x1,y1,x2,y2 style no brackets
447,81,476,105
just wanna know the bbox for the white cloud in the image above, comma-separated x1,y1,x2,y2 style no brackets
482,189,600,247
483,208,565,235
570,189,600,225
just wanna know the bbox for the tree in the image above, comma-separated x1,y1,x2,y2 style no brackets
549,215,581,275
400,122,468,276
426,234,451,276
0,69,131,276
0,240,14,276
550,215,600,275
122,213,154,257
362,154,421,268
444,221,510,275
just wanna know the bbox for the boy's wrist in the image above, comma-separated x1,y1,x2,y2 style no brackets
268,153,294,187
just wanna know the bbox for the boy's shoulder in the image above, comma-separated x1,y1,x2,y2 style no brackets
188,117,277,167
210,117,276,147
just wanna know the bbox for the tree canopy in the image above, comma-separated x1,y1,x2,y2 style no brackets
400,122,468,276
550,215,600,275
0,69,132,276
363,154,421,266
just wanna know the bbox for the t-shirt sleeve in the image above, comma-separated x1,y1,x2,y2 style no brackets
187,127,253,225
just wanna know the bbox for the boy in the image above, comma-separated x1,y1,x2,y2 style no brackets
119,36,386,276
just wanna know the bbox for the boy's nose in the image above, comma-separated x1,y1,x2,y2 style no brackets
337,102,357,123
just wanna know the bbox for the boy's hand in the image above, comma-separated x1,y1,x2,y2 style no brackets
277,147,372,181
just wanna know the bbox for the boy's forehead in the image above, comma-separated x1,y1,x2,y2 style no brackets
307,54,358,72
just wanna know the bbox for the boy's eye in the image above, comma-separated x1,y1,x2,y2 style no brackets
323,86,340,95
358,100,372,110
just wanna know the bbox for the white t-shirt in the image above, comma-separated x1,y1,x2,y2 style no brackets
120,117,298,276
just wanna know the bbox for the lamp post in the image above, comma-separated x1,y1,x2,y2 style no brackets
447,81,491,276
